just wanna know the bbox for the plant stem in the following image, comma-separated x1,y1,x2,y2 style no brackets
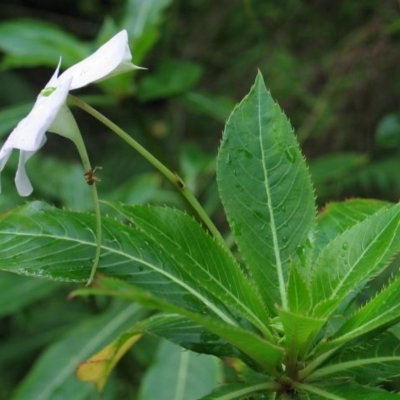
73,131,102,286
68,94,227,250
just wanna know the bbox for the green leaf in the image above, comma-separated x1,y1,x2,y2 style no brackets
311,203,400,318
314,199,392,260
0,19,88,69
134,313,244,359
318,274,400,353
217,71,315,313
12,302,147,400
287,263,312,315
106,202,271,337
0,271,62,318
298,381,400,399
137,59,203,101
200,382,276,399
0,202,249,328
74,277,284,374
278,309,326,360
138,340,222,400
311,331,400,385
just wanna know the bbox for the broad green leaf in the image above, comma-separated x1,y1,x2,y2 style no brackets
106,202,271,337
298,381,400,399
317,274,400,353
0,271,62,317
138,340,221,400
217,71,315,313
314,198,392,260
12,302,147,400
0,19,88,69
311,203,400,318
0,202,245,328
74,277,284,374
310,331,400,385
200,382,276,400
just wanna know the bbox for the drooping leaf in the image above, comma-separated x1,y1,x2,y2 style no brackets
77,331,142,392
105,202,271,337
217,71,315,313
12,302,147,400
138,340,222,400
311,203,400,319
0,201,247,328
314,198,392,260
74,276,284,374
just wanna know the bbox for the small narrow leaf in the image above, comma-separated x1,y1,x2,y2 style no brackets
278,309,326,359
287,263,312,314
217,71,315,313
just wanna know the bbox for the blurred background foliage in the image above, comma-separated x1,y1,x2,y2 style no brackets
1,0,400,398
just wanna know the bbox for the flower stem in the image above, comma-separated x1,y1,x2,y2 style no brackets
73,131,102,286
68,95,226,249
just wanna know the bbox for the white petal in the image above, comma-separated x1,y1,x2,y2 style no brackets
48,104,81,141
15,149,41,196
58,30,141,90
0,78,72,195
45,58,62,88
0,78,71,154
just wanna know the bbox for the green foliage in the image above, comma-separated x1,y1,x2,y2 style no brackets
2,70,400,398
1,1,400,398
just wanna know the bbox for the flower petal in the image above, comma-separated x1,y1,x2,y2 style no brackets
15,149,40,196
48,104,81,141
0,77,72,195
58,30,142,90
0,78,71,154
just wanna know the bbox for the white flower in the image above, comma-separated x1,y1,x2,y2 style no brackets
0,30,141,196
